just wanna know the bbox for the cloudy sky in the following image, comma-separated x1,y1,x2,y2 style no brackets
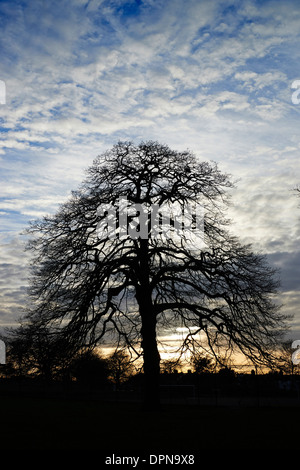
1,0,300,347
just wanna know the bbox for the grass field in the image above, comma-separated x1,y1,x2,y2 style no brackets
0,395,298,451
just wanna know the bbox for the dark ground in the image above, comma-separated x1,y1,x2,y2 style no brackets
0,394,299,451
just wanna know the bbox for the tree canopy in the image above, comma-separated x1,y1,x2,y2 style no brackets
21,141,289,408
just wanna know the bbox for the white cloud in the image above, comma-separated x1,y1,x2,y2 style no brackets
1,0,300,332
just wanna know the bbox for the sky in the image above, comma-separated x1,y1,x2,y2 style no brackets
1,0,300,355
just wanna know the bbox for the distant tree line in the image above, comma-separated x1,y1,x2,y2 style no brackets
1,324,298,390
1,326,135,389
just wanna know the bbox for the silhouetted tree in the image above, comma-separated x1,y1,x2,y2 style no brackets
23,141,288,409
107,349,135,389
70,349,109,386
275,340,300,375
161,358,182,374
190,353,214,374
5,323,73,380
217,366,235,379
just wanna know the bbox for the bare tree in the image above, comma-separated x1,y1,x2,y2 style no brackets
23,141,289,409
274,340,300,375
161,358,182,374
190,352,214,374
107,349,135,389
70,349,110,386
5,323,73,380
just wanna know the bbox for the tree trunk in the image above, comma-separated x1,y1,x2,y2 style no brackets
136,239,161,411
140,304,161,410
